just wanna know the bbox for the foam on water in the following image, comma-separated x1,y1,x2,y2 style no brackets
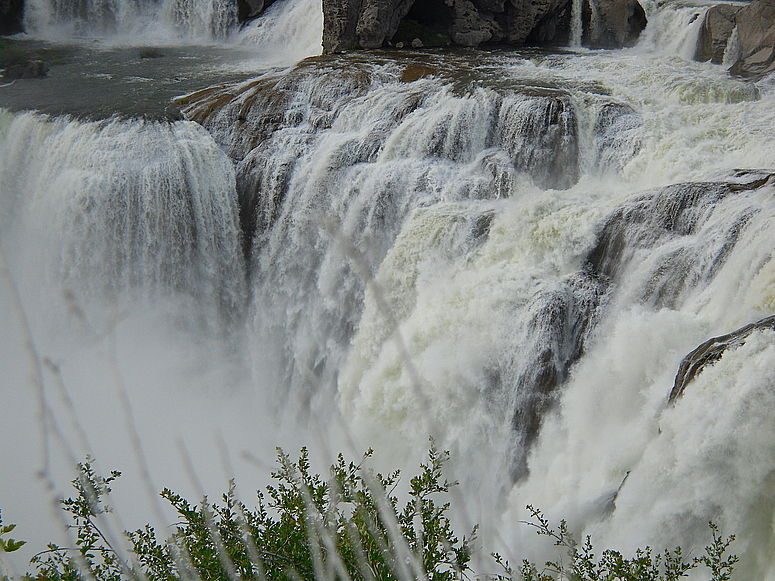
3,1,775,578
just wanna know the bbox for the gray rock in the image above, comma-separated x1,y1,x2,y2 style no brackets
507,0,570,45
694,4,740,64
237,0,277,21
669,312,775,403
356,0,416,48
3,59,49,79
583,0,647,48
323,0,364,52
322,0,646,51
450,0,501,46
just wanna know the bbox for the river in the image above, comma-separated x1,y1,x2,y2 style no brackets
1,0,775,578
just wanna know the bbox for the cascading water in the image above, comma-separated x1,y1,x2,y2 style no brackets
3,0,775,579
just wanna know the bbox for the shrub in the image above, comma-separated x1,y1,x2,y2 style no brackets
4,447,739,581
28,444,473,581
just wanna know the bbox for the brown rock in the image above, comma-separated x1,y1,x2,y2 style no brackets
728,0,775,77
694,4,740,64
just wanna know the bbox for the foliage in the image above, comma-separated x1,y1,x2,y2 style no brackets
25,443,473,581
30,458,126,581
492,505,738,581
3,450,739,581
1,511,27,581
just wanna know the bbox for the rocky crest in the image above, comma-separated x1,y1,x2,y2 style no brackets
669,313,775,403
323,0,647,52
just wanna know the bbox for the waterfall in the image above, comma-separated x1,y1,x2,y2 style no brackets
22,0,321,49
570,0,583,48
3,1,775,578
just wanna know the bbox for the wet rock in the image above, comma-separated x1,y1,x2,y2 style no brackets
509,272,608,479
587,171,774,308
669,314,775,403
727,0,775,78
498,91,579,190
694,4,740,64
583,0,647,48
237,0,276,21
322,0,646,51
3,59,49,79
594,101,643,174
0,0,23,35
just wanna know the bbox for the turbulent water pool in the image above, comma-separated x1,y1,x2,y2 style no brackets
2,0,775,579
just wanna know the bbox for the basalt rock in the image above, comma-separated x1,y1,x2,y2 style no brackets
0,0,23,35
322,0,646,51
694,4,741,64
728,0,775,78
669,314,775,403
3,59,49,79
237,0,277,22
583,0,647,48
587,170,774,307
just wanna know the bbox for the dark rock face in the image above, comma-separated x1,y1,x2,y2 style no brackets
694,4,740,64
498,90,579,190
594,101,643,173
509,272,608,479
0,0,23,35
322,0,646,51
237,0,277,22
669,314,775,403
583,0,647,48
587,170,774,309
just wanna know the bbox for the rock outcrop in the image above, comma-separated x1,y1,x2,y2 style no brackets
323,0,647,52
669,314,775,403
729,0,775,77
0,0,23,35
583,0,647,48
695,0,775,78
237,0,278,22
695,4,740,64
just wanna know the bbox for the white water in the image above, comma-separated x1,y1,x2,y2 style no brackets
3,1,775,580
22,0,322,58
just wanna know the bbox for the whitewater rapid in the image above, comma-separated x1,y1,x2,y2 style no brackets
2,0,775,579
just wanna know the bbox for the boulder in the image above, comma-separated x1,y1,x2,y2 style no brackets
356,0,416,47
669,313,775,403
3,59,49,79
237,0,277,22
694,4,740,64
0,0,23,35
728,0,775,77
507,0,571,45
583,0,647,48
